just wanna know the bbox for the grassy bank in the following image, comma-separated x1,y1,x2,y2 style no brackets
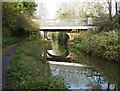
7,40,67,89
2,27,22,47
2,37,23,47
70,30,119,62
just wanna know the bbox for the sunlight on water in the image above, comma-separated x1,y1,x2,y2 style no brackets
49,61,117,89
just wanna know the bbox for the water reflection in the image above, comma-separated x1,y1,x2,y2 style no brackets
75,52,120,87
46,32,120,90
47,32,69,59
52,32,69,54
49,61,118,90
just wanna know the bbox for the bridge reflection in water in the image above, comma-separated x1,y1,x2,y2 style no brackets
44,32,119,90
49,61,107,89
48,57,119,90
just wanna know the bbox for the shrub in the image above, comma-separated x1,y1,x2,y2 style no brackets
70,30,119,62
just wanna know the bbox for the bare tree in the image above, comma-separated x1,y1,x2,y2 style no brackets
57,2,78,19
107,0,112,21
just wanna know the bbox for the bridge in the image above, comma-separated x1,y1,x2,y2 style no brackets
33,18,95,30
33,18,97,40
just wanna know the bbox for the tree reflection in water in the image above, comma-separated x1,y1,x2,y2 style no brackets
47,32,119,90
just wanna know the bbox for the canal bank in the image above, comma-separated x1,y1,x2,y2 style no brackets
70,30,119,62
5,40,67,90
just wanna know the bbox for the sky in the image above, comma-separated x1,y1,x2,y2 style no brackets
35,0,118,19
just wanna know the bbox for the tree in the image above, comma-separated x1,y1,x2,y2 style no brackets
2,2,38,37
57,1,106,19
57,2,77,19
107,0,112,21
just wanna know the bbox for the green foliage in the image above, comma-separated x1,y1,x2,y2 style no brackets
7,40,67,89
70,30,119,62
2,27,24,46
2,2,39,38
93,14,120,32
58,33,69,45
52,33,57,42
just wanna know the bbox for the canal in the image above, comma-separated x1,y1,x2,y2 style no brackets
43,32,119,90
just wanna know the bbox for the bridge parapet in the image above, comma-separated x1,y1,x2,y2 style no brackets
39,18,92,27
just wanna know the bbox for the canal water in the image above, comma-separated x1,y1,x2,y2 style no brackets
46,32,119,90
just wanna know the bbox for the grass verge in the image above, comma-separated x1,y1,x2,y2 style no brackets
6,40,68,90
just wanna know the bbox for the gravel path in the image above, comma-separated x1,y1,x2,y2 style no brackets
2,44,19,89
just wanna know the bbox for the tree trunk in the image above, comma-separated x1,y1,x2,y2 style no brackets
115,1,118,15
107,83,110,91
108,1,112,22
